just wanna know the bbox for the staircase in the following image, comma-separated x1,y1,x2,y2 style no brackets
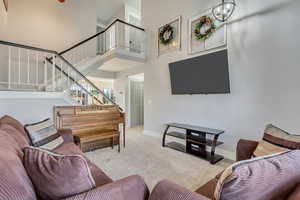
0,19,145,109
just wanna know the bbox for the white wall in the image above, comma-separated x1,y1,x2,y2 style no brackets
89,70,117,79
142,0,300,151
0,0,97,51
107,5,126,25
0,92,70,124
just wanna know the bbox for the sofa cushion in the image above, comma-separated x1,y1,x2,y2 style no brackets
0,115,29,142
23,146,96,200
25,119,64,150
0,123,28,149
254,124,300,157
214,150,300,200
0,131,37,200
288,185,300,200
54,143,113,187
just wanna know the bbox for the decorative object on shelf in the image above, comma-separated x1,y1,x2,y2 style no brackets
159,24,174,45
194,16,216,40
158,16,181,56
212,0,236,22
3,0,8,12
188,9,227,54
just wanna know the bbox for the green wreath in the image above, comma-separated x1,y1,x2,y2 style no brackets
159,24,174,45
194,16,216,40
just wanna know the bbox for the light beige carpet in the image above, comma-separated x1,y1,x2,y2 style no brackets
85,127,233,190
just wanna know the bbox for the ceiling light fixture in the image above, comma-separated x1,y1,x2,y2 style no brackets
212,0,236,22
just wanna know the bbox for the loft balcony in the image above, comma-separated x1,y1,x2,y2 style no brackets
61,19,146,75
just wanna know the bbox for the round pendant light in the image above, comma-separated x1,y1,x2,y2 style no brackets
212,0,236,22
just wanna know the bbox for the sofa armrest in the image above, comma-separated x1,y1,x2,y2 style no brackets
63,175,149,200
58,129,74,143
236,139,259,161
149,180,209,200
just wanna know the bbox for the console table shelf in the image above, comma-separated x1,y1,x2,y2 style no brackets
162,123,225,164
187,137,224,147
166,141,186,152
166,131,186,140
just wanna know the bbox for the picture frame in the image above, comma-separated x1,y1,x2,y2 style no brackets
158,16,182,56
3,0,7,12
188,9,227,55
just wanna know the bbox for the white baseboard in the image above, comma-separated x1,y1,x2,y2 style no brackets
143,130,161,138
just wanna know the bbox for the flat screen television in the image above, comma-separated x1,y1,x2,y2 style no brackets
169,49,230,95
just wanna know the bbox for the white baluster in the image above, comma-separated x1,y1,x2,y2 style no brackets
36,53,39,86
60,60,63,89
52,54,55,91
81,87,84,105
67,67,70,89
44,54,47,88
18,48,21,85
27,50,30,84
8,47,11,89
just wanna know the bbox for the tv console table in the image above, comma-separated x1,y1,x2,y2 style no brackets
162,123,225,164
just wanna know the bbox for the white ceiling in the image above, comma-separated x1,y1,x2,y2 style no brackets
99,57,142,72
96,0,140,23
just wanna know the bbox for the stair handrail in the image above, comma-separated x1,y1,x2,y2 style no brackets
0,40,119,108
45,57,103,105
58,18,145,56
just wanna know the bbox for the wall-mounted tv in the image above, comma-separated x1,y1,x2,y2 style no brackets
169,49,230,95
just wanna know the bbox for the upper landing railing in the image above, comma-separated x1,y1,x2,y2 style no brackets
59,19,146,67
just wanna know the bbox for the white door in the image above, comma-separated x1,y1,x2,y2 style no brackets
129,80,144,127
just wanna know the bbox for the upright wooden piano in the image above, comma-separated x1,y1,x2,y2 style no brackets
54,105,125,152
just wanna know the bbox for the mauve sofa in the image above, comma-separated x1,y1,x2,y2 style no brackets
1,115,299,200
0,115,150,200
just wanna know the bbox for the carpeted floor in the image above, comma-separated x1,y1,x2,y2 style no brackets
85,127,233,190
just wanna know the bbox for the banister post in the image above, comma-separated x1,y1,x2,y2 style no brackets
8,47,11,89
52,54,56,91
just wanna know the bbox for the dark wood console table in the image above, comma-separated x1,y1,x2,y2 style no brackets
162,123,225,164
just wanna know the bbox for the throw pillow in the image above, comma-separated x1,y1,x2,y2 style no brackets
214,150,300,200
25,119,64,150
23,146,95,200
288,185,300,200
253,124,300,157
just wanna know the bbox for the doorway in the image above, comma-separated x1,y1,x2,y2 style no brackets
128,73,144,128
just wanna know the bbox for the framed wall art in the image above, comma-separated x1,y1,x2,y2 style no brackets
188,9,227,55
158,16,181,56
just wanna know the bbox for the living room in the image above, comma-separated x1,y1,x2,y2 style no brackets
1,0,300,200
